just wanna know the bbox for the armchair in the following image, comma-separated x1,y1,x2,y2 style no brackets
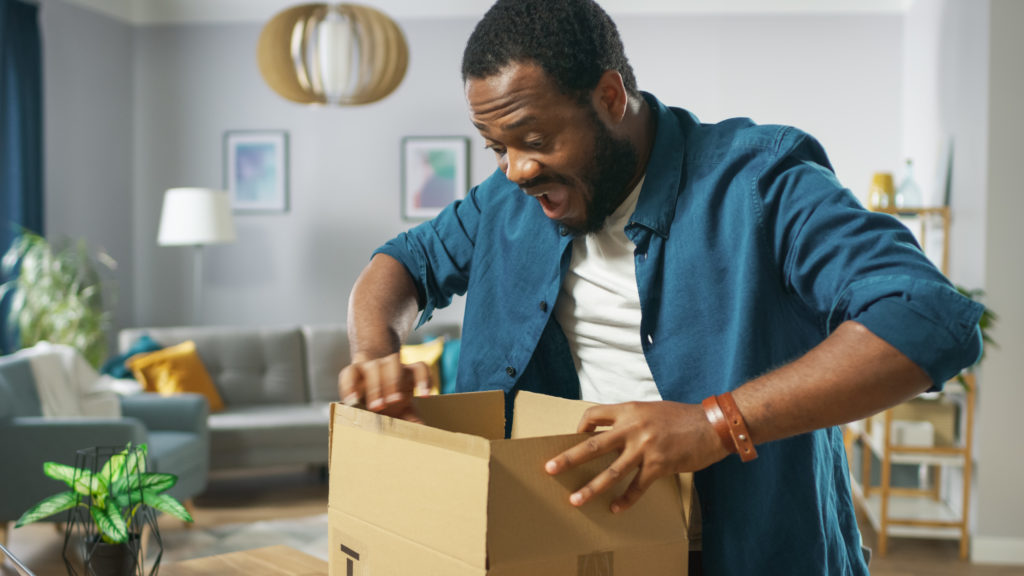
0,353,210,555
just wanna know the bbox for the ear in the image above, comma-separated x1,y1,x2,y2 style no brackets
591,70,628,125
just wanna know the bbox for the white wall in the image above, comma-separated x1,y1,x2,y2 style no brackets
902,0,988,289
121,12,902,329
974,0,1024,564
40,0,135,348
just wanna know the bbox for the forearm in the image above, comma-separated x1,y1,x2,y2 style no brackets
347,253,422,361
732,320,932,445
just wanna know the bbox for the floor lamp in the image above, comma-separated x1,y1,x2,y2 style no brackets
157,187,236,324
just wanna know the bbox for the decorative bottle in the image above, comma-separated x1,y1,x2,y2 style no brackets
895,158,923,209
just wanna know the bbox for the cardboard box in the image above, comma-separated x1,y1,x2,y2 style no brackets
328,390,697,575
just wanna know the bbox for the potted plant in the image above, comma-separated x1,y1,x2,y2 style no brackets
14,443,192,576
954,285,998,390
0,230,115,368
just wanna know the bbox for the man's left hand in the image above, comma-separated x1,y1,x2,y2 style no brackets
544,401,728,513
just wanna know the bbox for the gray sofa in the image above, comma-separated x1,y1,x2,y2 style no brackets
118,324,460,473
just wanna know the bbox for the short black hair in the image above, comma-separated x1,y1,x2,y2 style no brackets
461,0,638,103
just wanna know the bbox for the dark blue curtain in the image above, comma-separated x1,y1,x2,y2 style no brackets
0,0,44,353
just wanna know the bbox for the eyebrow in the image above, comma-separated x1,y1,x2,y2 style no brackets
502,115,537,131
471,115,538,134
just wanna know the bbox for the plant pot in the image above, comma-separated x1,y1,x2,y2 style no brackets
86,537,139,576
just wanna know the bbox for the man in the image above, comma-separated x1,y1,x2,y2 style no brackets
339,1,984,574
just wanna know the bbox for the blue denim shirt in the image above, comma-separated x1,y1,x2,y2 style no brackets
376,93,984,575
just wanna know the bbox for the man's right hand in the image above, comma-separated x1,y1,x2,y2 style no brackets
338,352,431,422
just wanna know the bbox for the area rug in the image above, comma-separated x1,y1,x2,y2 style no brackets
157,514,330,563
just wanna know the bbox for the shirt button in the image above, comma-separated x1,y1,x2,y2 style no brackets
559,226,569,236
539,300,548,312
506,366,517,378
646,333,654,345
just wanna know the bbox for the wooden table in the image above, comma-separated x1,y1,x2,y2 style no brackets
159,545,328,575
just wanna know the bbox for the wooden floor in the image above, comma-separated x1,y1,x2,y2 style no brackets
2,467,1022,575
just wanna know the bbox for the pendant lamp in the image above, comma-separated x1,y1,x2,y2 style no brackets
258,3,409,106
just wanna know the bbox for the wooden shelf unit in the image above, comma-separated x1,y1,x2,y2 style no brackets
845,375,976,560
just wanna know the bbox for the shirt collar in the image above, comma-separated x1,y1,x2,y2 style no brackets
629,92,687,238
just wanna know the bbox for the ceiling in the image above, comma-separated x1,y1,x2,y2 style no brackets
52,0,912,26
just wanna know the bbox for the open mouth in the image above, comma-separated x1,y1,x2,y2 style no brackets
526,187,569,220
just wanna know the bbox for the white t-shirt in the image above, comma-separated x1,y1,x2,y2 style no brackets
554,177,661,404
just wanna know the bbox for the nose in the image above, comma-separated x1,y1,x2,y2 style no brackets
503,149,541,185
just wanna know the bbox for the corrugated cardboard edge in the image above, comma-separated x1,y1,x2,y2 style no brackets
332,401,491,459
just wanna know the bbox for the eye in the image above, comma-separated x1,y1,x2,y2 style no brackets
525,137,546,150
484,143,507,157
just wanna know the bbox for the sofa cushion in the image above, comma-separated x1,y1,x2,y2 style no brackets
0,358,42,418
400,338,445,395
207,404,331,469
102,333,163,379
128,341,225,412
120,326,307,407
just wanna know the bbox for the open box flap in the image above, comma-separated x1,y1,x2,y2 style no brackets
413,389,506,440
511,391,594,439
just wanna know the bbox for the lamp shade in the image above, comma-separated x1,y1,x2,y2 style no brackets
157,187,236,246
257,3,408,106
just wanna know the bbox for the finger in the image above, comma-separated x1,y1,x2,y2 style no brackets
380,357,406,404
545,431,619,475
568,450,641,508
406,361,431,396
576,404,621,433
338,364,365,406
610,464,658,514
362,361,384,411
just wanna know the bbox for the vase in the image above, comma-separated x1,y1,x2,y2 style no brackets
867,172,895,210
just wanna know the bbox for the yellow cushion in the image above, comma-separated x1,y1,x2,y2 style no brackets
126,341,225,412
399,337,445,395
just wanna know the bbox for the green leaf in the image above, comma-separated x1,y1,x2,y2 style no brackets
141,490,193,523
91,502,127,544
124,444,148,477
71,470,107,501
15,491,78,527
100,453,127,485
132,473,176,494
43,462,83,488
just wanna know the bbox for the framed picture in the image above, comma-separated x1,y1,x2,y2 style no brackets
401,136,469,220
224,130,289,213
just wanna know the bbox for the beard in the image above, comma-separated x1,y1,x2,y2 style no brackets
572,108,640,235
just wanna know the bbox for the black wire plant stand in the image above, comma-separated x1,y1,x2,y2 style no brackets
61,446,164,576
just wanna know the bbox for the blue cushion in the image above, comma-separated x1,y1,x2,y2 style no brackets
440,339,460,395
100,334,163,379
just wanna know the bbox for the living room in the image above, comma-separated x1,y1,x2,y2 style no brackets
1,0,1022,574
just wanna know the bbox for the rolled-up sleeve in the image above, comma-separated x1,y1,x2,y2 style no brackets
759,128,984,388
374,184,483,326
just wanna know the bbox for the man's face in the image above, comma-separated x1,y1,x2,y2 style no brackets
465,62,638,234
